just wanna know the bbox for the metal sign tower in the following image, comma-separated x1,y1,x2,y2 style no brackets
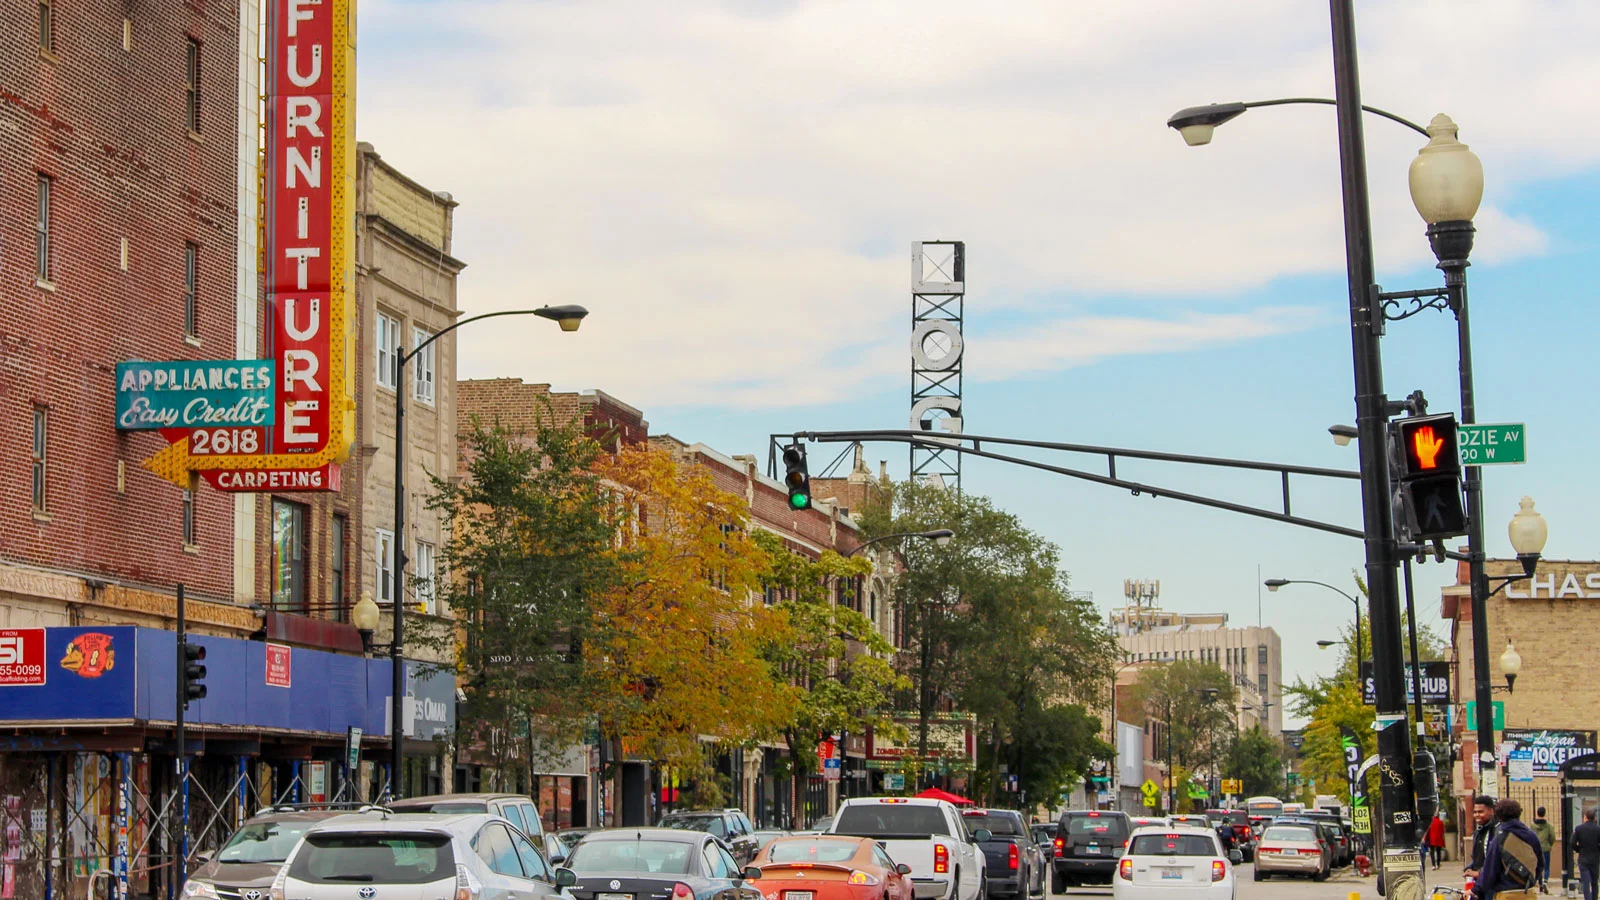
909,241,965,491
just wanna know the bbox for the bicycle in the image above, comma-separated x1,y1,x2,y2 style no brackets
1430,886,1470,900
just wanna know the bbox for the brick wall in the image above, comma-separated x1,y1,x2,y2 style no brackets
0,1,239,600
457,379,649,468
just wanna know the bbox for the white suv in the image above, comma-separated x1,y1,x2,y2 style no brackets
271,811,561,900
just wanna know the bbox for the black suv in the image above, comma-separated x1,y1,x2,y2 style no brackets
657,809,759,865
1052,810,1130,890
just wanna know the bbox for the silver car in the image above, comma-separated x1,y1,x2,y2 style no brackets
272,811,562,899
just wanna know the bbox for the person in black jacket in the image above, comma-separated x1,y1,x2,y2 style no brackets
1468,795,1498,879
1573,807,1600,900
1474,799,1543,900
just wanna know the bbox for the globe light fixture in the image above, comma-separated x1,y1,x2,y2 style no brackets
1500,641,1522,693
1507,496,1548,576
351,590,381,653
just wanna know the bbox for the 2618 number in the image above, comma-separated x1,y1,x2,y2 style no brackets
191,427,264,456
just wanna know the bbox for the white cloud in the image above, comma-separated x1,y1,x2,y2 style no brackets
356,0,1597,408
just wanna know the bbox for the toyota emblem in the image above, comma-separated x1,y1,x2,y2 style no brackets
242,892,262,900
358,888,377,899
611,880,623,890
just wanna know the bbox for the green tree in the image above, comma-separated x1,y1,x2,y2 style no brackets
754,531,909,827
1127,661,1236,806
425,417,622,787
1226,724,1288,797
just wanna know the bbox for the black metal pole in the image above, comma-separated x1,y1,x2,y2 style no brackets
391,349,408,800
1166,698,1174,814
1327,0,1417,886
175,585,187,889
1403,559,1426,732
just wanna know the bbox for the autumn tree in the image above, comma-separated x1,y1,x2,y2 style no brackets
425,417,622,788
1127,661,1237,776
754,530,908,827
590,443,799,783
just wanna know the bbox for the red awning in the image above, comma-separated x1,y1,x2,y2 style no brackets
916,787,975,805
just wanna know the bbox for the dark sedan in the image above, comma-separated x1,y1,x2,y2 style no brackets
557,828,763,900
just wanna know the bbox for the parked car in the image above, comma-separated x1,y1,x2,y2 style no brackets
182,805,359,899
271,811,561,899
748,835,916,900
658,810,760,865
555,827,762,900
958,809,1041,899
1274,815,1349,868
1113,825,1240,899
1052,810,1131,891
828,797,987,900
1029,823,1057,863
1252,821,1329,882
387,791,547,839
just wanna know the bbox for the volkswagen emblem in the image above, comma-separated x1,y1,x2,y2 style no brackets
358,888,377,899
243,892,262,900
611,880,623,890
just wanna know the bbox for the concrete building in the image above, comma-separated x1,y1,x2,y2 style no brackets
1441,556,1600,872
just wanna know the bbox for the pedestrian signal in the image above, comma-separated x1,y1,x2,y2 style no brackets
1390,414,1467,542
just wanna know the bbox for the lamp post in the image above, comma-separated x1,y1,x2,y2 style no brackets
1265,579,1362,669
352,590,380,654
387,304,587,799
845,529,954,558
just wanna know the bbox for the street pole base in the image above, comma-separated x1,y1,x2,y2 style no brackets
1382,847,1427,900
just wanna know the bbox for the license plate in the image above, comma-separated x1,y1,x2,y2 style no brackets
1085,845,1102,855
599,893,632,900
785,893,814,900
1279,849,1297,856
1160,868,1183,880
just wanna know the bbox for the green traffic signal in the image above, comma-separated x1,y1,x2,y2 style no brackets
781,444,811,511
790,493,809,510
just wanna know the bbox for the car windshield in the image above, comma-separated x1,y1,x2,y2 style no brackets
1262,826,1317,843
768,839,860,863
1066,816,1127,837
660,816,726,838
959,814,1022,836
398,801,488,814
1129,834,1216,857
834,805,950,838
286,832,454,885
218,821,312,864
568,839,695,875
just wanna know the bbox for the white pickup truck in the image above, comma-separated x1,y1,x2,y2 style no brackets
828,797,988,900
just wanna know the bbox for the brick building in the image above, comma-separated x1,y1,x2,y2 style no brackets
0,1,254,632
1442,557,1600,871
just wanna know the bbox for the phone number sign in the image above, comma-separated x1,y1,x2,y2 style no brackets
0,628,47,686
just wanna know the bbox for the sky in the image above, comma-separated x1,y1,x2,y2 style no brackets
355,0,1600,726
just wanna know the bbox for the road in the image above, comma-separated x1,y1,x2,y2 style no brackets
1054,863,1394,898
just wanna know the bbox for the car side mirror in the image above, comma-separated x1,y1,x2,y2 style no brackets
743,866,763,881
555,868,578,888
193,850,213,865
897,864,912,876
550,852,566,865
972,829,992,843
1229,850,1243,865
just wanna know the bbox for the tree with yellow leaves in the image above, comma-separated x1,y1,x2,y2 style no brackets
590,443,799,788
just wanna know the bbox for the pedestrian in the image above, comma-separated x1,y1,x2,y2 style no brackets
1572,807,1600,900
1473,798,1544,900
1468,795,1498,882
1429,812,1448,870
1532,806,1556,894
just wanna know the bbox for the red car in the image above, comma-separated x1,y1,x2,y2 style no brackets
750,835,915,900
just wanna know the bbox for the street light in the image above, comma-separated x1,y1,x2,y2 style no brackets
1328,424,1358,447
845,529,955,558
352,590,380,653
1265,578,1363,668
1508,496,1549,575
388,304,587,799
1166,98,1429,147
1500,641,1522,694
1316,640,1339,649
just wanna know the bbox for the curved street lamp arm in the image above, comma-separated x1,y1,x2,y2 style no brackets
846,531,945,558
1242,98,1430,136
1277,578,1361,607
401,309,547,366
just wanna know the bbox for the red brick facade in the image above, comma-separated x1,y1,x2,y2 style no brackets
457,379,650,462
1,1,239,598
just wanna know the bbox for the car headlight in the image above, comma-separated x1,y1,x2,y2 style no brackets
182,881,220,899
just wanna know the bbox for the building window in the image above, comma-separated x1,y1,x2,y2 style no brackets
331,514,348,618
376,529,395,604
185,38,201,133
1258,644,1268,666
183,242,199,337
31,406,47,511
35,174,52,282
412,327,434,403
38,1,52,52
375,314,400,389
414,540,436,614
1258,673,1268,695
182,475,197,545
271,499,308,611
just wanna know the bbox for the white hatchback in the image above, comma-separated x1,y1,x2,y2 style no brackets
1111,826,1237,900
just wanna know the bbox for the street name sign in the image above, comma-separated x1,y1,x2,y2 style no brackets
1457,423,1525,465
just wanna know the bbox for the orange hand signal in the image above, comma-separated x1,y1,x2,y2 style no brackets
1412,426,1445,469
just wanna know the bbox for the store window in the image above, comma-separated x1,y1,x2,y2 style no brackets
272,499,308,611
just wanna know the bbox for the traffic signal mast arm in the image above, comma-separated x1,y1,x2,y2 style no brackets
771,428,1470,561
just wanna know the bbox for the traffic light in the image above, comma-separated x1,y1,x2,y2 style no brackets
181,639,207,707
782,445,811,511
1390,414,1468,541
1413,749,1439,825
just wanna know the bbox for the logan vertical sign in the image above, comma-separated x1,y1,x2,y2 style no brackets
142,0,356,491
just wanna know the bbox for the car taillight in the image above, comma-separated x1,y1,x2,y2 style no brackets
934,844,949,874
456,863,482,900
1259,847,1279,854
1008,844,1019,870
674,883,694,898
1211,860,1226,882
848,871,882,886
269,868,288,900
1118,859,1132,881
1053,837,1063,852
